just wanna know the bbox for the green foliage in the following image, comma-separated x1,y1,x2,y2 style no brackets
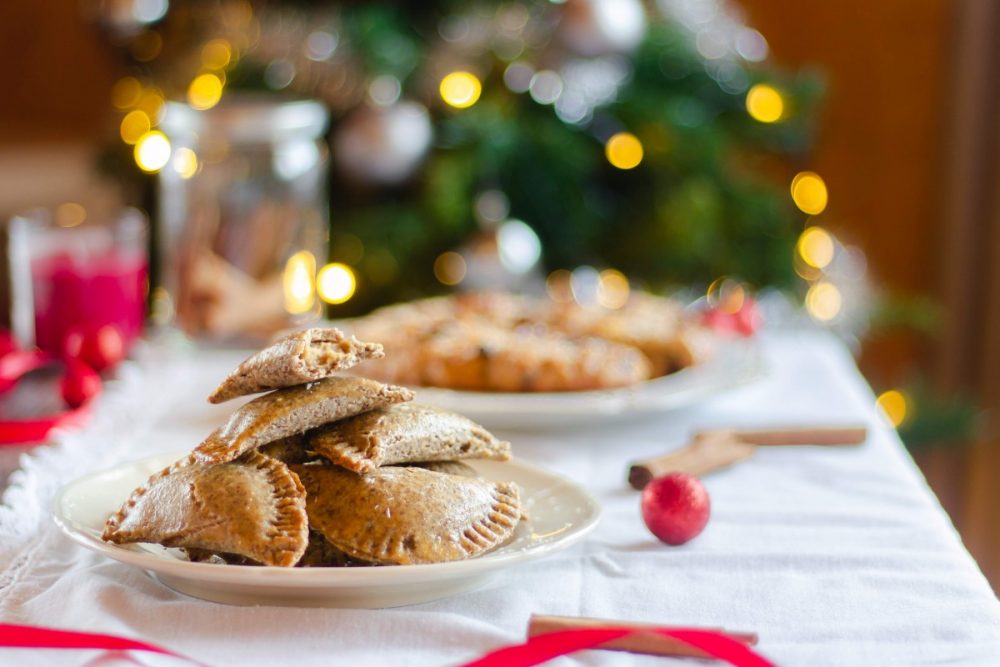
869,293,942,338
315,7,819,314
141,1,824,315
895,381,981,450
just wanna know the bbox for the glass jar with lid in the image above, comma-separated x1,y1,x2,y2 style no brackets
156,96,329,342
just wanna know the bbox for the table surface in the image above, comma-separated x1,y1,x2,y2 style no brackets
1,331,999,666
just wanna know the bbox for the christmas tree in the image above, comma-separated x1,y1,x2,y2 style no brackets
102,0,820,315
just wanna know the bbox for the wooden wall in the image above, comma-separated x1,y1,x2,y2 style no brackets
740,0,953,381
742,0,1000,591
0,0,117,139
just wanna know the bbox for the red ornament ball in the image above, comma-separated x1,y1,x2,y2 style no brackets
60,358,102,409
641,473,711,545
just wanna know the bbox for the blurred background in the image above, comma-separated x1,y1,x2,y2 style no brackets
0,0,996,589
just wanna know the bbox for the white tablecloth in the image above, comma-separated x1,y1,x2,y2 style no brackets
1,331,998,666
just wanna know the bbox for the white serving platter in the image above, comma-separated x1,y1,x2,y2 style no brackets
53,453,601,608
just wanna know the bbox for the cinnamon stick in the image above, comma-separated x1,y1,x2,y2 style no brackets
695,425,868,447
628,430,756,490
527,614,757,659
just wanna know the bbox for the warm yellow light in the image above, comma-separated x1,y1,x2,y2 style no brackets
543,269,571,303
188,73,224,111
597,269,630,309
119,110,151,145
317,262,357,305
136,88,165,120
172,147,199,179
54,202,86,228
805,281,842,321
111,77,143,110
134,131,172,172
791,171,828,215
201,39,233,69
605,132,644,170
439,71,482,109
797,226,835,269
433,251,467,286
284,251,317,314
745,84,784,123
876,389,908,428
707,277,746,314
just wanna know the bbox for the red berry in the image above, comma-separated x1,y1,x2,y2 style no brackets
641,473,711,545
60,359,102,408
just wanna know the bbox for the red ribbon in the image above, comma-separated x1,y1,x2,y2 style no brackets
0,405,93,445
0,350,48,394
460,626,774,667
0,624,204,665
0,622,772,666
0,347,99,446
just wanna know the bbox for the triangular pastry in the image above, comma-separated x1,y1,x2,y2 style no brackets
408,460,478,477
102,451,309,567
309,403,510,474
291,464,520,565
208,328,384,403
194,376,414,465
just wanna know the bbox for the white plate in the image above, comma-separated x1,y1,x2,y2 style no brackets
409,338,764,429
53,453,600,608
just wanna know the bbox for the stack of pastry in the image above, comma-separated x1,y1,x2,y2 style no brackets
102,329,521,567
350,291,715,392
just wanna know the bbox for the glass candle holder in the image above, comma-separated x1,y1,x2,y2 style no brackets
156,96,330,343
7,206,149,355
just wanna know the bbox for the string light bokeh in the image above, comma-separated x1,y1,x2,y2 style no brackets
605,132,644,170
187,73,224,110
440,71,482,109
171,147,199,179
283,250,317,314
790,171,829,215
106,0,837,323
877,389,909,428
134,131,171,172
317,263,357,305
745,83,784,123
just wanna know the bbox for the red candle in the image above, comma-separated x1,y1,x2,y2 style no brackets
30,251,148,355
9,207,149,359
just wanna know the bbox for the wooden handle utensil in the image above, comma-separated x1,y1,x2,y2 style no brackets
694,425,868,447
628,430,755,490
628,424,868,490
